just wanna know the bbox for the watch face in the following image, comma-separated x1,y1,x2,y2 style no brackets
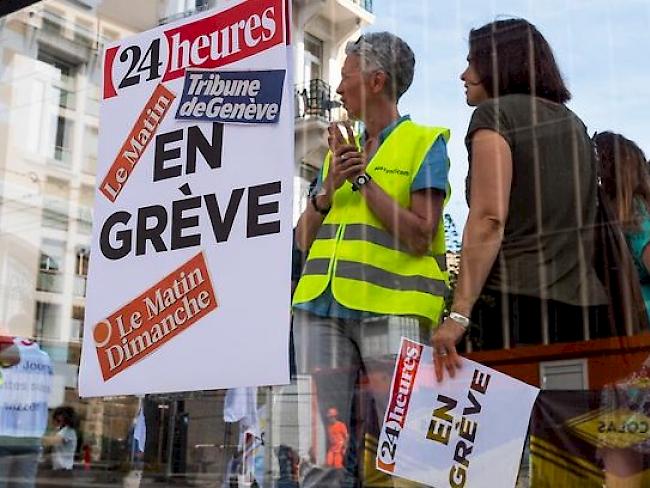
355,174,368,186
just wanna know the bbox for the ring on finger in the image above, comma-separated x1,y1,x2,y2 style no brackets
436,348,448,357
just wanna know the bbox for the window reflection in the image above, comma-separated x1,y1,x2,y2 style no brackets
0,0,647,486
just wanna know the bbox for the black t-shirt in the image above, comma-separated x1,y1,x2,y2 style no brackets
465,94,607,306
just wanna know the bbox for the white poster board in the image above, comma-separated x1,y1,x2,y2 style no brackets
79,0,293,397
377,339,539,488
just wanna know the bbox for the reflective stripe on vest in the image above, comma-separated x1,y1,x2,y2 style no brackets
305,224,447,274
292,121,450,323
302,257,446,297
316,223,339,240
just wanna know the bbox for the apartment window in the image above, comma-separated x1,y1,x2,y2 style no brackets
303,33,323,82
37,50,77,169
162,0,211,22
77,205,93,235
43,178,70,231
82,126,98,175
38,239,65,293
38,254,59,273
72,305,85,341
39,239,64,272
42,203,69,230
296,34,330,120
53,116,74,166
37,50,78,111
73,247,89,297
75,247,89,276
34,301,62,340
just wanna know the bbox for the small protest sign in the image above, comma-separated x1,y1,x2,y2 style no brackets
377,338,539,487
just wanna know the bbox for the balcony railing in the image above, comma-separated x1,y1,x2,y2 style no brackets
37,270,64,293
77,206,93,234
43,200,69,230
53,145,73,168
74,275,87,297
295,79,343,122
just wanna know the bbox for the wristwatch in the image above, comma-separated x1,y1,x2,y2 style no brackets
310,194,330,216
448,311,471,330
352,173,372,192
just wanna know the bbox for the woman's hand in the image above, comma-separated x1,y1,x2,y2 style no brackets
322,122,365,197
430,318,466,382
328,121,356,152
322,145,366,195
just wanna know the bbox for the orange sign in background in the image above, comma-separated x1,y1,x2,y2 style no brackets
93,252,217,381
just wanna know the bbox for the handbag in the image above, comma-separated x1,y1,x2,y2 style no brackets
593,184,650,336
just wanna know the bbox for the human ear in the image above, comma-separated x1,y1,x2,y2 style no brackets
371,70,388,95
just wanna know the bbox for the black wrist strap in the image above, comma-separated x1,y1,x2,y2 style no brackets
351,173,372,192
311,194,330,216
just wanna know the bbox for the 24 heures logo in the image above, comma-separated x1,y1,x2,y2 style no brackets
103,0,286,100
377,340,422,472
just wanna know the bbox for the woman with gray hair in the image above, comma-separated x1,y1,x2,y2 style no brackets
342,31,416,104
293,30,451,487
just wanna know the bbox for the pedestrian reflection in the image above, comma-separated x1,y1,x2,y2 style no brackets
0,333,53,488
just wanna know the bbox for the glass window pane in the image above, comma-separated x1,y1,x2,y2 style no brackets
0,1,647,486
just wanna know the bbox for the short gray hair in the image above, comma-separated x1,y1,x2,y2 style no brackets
345,31,415,101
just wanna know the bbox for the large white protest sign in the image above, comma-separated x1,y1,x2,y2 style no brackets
377,339,539,487
79,0,293,397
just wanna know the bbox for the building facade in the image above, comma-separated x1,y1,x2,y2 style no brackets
0,0,374,484
2,2,649,487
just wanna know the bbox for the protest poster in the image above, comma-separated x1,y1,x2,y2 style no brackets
376,338,539,487
79,0,293,397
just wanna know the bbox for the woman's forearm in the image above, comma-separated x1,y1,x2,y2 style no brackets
452,129,513,316
361,183,444,256
451,213,505,316
295,198,327,252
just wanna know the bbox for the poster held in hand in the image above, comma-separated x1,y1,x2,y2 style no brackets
377,338,539,488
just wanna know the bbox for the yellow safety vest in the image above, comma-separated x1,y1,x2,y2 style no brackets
292,120,450,324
